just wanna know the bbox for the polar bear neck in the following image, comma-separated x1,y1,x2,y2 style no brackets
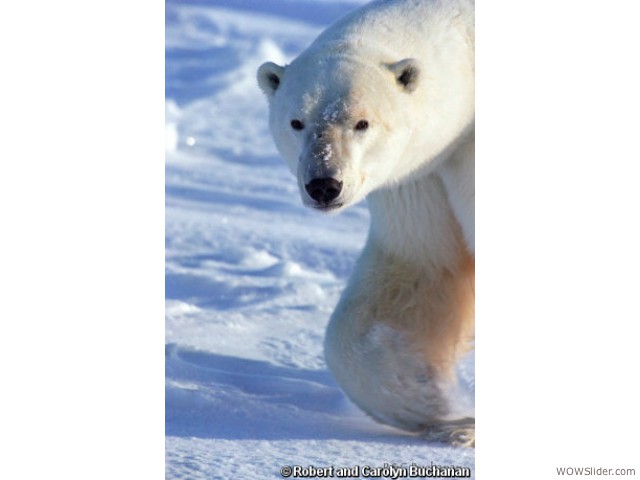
367,172,467,272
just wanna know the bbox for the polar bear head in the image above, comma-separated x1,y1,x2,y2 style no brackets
258,51,430,212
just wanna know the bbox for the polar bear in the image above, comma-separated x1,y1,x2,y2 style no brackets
257,0,475,446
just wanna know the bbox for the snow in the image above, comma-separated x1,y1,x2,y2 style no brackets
165,1,474,478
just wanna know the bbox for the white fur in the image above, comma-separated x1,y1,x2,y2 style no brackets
258,0,475,445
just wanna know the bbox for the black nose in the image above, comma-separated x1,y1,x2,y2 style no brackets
305,178,343,204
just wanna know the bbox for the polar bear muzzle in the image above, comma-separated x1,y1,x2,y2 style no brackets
305,177,343,206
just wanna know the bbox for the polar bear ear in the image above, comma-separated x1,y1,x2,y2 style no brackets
387,58,421,93
257,61,285,96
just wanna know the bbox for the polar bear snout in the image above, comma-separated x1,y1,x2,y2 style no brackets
305,177,343,206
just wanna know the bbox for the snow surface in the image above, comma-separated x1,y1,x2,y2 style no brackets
165,1,474,478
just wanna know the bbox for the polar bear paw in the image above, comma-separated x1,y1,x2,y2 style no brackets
421,417,475,448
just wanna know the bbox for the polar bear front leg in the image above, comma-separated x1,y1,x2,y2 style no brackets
324,237,474,438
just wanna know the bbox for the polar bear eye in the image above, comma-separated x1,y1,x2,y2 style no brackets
290,119,305,131
354,120,369,131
